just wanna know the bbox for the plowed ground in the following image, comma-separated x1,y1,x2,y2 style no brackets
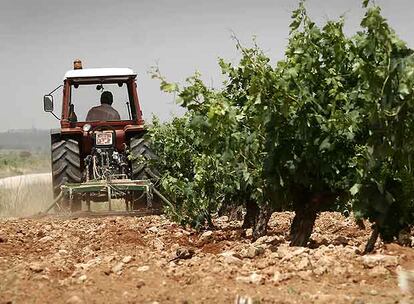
0,212,413,304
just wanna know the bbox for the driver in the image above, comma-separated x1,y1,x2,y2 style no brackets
86,91,121,121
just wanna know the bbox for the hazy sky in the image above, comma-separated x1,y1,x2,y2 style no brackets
0,0,413,131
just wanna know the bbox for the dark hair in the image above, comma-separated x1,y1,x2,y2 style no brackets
101,91,113,105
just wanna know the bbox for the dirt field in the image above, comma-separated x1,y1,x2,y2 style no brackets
1,212,413,304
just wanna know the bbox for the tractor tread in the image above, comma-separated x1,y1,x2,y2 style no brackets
130,136,160,181
51,139,82,211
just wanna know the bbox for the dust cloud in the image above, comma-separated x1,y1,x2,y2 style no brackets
0,173,53,217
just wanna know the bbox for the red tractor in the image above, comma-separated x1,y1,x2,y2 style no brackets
43,60,162,213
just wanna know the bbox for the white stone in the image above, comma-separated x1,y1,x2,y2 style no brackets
218,216,229,222
254,235,275,245
276,244,290,259
362,254,399,268
122,256,133,264
296,257,309,271
318,255,335,268
241,246,264,259
111,262,124,274
39,236,53,243
58,249,68,255
291,247,309,257
235,295,254,304
148,226,158,233
137,265,150,272
29,262,43,273
200,230,213,241
368,266,389,277
314,266,328,275
78,274,87,283
66,295,83,304
220,251,243,265
272,271,292,283
153,238,165,251
236,272,264,285
297,270,312,280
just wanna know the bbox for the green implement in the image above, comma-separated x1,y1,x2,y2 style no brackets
61,179,152,212
39,178,173,217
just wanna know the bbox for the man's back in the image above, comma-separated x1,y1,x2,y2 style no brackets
86,104,121,121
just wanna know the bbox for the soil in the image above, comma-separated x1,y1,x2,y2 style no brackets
0,212,413,304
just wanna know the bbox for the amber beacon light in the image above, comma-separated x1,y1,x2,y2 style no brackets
73,59,83,70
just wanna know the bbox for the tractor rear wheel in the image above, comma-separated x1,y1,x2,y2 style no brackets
130,137,161,210
52,139,82,212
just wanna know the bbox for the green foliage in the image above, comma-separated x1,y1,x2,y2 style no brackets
149,47,272,227
150,1,414,239
265,8,358,206
349,5,414,240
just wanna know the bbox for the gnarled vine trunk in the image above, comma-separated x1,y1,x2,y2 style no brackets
218,204,244,221
290,202,318,247
363,224,379,254
252,203,273,240
290,190,340,247
242,199,259,229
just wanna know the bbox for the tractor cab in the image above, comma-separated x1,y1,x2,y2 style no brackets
62,67,143,126
44,64,145,146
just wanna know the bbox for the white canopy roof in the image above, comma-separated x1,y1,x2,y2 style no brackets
64,68,136,79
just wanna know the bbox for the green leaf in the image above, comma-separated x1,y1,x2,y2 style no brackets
398,83,410,96
319,137,331,151
160,82,178,93
350,183,361,196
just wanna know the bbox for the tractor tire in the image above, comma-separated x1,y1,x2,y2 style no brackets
51,139,82,212
130,137,160,181
130,137,161,210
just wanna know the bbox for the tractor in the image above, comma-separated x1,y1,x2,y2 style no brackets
43,60,164,214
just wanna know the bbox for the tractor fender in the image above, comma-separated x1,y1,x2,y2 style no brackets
50,128,82,145
124,125,147,142
50,128,61,144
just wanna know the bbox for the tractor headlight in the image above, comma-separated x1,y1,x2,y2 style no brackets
83,124,92,132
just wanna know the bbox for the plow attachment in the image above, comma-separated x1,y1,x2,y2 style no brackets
41,178,172,218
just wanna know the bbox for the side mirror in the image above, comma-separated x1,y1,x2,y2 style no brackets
43,95,54,112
